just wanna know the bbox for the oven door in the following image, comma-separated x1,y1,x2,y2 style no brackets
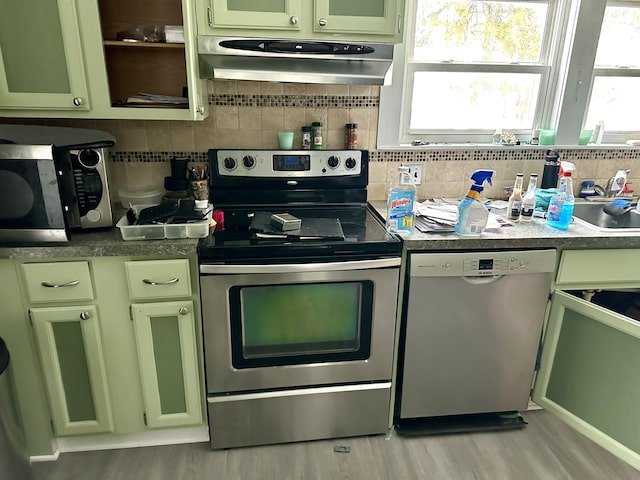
199,258,400,393
0,145,67,242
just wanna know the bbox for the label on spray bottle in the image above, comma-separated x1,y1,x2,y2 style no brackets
387,190,415,234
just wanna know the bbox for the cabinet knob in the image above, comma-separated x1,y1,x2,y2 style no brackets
289,15,298,25
318,18,327,27
73,97,84,106
178,307,189,316
80,311,91,320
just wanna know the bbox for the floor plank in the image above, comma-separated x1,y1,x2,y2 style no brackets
30,411,640,480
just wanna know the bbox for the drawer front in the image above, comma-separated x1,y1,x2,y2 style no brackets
556,249,640,287
22,262,94,304
125,259,192,300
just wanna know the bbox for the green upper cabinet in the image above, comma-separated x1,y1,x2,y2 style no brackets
0,0,208,121
0,0,90,110
197,0,405,43
207,0,302,30
314,0,401,37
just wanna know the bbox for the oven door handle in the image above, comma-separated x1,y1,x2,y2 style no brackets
199,258,400,274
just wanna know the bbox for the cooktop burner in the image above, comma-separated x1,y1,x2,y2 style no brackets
197,149,400,263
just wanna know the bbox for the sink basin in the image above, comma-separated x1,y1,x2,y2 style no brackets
572,202,640,232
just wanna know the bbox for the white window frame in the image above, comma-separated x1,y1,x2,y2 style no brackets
378,0,627,147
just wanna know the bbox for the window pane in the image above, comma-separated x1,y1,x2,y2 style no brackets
413,0,548,63
586,77,640,131
410,71,541,130
596,6,640,68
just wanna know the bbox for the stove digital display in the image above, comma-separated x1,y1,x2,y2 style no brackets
273,155,311,171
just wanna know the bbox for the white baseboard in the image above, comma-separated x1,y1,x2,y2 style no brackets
30,449,60,463
527,400,543,411
49,426,209,455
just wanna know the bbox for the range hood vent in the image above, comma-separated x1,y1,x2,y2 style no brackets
198,37,394,85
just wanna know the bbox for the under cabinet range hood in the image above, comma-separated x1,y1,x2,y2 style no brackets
198,37,394,85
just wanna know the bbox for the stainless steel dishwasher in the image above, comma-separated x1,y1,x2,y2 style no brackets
397,249,556,429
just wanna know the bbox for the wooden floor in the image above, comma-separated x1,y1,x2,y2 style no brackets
31,411,640,480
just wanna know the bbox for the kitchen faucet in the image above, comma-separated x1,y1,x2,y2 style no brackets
605,169,630,197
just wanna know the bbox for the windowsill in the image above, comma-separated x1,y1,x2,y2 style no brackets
376,143,640,151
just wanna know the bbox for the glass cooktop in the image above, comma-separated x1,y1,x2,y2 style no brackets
197,204,401,263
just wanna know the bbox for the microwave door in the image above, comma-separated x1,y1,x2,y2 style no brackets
0,145,68,242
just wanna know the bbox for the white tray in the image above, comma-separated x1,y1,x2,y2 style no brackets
116,204,213,241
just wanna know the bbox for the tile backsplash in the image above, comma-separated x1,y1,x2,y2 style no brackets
4,79,640,204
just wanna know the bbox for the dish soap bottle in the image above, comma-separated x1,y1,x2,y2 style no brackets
455,169,495,236
386,165,416,235
546,161,576,230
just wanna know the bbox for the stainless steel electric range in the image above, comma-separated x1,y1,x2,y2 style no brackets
198,149,401,449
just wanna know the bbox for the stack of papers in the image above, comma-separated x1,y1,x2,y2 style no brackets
125,93,189,107
415,200,511,232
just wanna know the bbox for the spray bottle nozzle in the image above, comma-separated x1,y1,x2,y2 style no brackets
469,169,495,190
559,161,576,177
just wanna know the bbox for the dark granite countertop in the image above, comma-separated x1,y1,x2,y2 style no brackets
369,201,640,251
0,206,201,260
2,202,639,261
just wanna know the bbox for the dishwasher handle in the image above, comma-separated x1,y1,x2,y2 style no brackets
461,275,504,285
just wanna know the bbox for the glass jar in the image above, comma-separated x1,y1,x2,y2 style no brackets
345,123,358,149
311,122,323,150
301,126,311,150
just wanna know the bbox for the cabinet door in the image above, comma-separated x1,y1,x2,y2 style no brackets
206,0,302,30
30,305,113,436
533,291,640,470
0,0,89,110
131,301,202,429
314,0,400,37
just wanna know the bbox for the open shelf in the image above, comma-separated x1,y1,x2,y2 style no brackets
97,0,188,109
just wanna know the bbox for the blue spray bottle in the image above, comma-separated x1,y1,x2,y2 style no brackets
455,169,495,236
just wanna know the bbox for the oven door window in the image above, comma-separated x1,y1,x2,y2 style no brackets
229,281,374,368
0,158,65,229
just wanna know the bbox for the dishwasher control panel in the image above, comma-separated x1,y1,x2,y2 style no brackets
409,250,557,277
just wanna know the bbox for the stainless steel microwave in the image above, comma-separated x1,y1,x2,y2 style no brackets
0,126,115,243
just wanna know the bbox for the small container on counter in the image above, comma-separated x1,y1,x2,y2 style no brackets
301,126,311,150
345,123,358,149
311,122,323,150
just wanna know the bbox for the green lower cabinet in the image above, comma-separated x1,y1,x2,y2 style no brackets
30,305,114,436
533,291,640,470
130,301,202,429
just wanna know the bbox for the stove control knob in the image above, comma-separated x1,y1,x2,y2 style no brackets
327,156,340,168
242,155,256,169
223,157,237,170
345,157,357,169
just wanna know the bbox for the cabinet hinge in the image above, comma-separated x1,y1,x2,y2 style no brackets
129,305,133,322
50,419,55,433
397,15,403,35
207,7,213,27
28,309,33,326
143,412,148,426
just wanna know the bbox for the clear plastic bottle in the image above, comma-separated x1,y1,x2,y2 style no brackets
546,161,576,230
520,173,538,221
507,173,524,221
386,166,416,235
